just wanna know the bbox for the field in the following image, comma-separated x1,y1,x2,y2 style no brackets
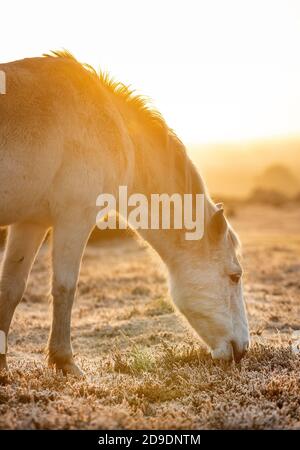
0,204,300,429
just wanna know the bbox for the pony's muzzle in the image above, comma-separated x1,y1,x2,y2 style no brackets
230,339,249,363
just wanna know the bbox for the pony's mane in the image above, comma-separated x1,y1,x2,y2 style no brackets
43,50,221,225
44,51,241,250
44,50,167,132
44,50,206,191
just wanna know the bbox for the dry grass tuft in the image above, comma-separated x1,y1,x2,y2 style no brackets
111,345,156,375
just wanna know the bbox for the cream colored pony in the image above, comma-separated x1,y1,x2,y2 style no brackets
0,51,249,375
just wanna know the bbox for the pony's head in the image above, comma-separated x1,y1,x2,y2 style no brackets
169,204,250,362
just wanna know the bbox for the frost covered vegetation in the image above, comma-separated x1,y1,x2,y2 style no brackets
0,204,300,429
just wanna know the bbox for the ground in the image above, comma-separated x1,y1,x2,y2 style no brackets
0,204,300,429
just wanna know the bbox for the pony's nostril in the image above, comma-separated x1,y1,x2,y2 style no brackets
230,340,247,363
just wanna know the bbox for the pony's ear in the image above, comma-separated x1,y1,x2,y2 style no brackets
208,209,227,242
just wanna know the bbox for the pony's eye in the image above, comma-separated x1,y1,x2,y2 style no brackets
229,273,241,283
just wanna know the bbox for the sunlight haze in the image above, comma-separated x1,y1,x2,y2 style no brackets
1,0,300,144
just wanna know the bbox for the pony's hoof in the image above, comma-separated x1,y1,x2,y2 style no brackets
55,362,84,378
48,352,84,377
57,363,84,378
0,355,8,372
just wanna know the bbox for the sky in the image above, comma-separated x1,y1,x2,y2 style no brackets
1,0,300,145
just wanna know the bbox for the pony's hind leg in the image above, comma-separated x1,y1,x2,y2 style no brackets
0,223,48,370
47,215,93,377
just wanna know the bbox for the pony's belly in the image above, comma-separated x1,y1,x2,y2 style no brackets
0,201,51,227
0,182,48,226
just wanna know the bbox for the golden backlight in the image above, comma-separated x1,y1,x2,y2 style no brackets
2,2,300,433
1,0,300,144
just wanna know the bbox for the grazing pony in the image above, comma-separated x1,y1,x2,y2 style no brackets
0,51,249,375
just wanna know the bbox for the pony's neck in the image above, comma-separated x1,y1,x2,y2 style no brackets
128,124,202,197
123,123,215,264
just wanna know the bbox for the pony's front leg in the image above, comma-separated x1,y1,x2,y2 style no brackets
47,215,93,377
0,223,48,371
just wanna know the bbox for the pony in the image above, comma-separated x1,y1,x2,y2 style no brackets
0,51,249,375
